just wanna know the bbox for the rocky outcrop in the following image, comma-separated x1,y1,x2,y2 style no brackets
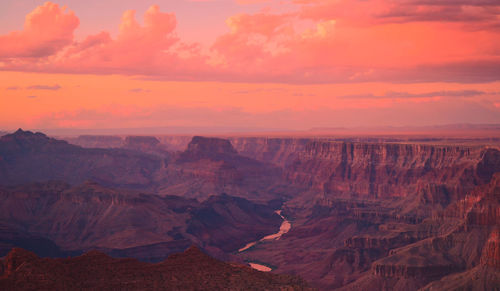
372,263,459,279
481,228,500,268
0,129,162,188
229,137,310,167
2,131,500,290
187,194,283,252
154,136,283,200
342,173,500,290
0,181,282,259
418,264,500,291
156,135,192,151
344,232,424,250
123,136,170,157
0,247,313,290
0,131,283,201
241,142,499,290
285,141,499,204
178,136,237,162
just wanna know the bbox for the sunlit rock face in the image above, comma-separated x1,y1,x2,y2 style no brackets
229,137,310,168
285,141,498,202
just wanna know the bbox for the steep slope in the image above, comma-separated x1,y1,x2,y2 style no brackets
239,142,499,290
187,194,282,252
335,173,500,290
0,222,71,258
286,141,499,205
3,131,500,290
0,181,282,261
0,247,313,290
64,135,124,148
122,136,170,157
156,136,283,201
157,135,193,151
1,130,284,202
229,137,310,167
0,129,162,189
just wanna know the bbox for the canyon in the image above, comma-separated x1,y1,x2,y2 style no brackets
0,129,499,290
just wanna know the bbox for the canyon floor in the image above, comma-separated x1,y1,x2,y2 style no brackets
0,128,499,290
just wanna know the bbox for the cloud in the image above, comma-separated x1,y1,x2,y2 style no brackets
0,1,499,84
375,2,500,27
234,87,287,94
6,86,20,90
0,2,79,58
27,95,37,98
296,0,500,28
340,90,486,99
129,88,151,93
44,4,209,77
26,84,61,90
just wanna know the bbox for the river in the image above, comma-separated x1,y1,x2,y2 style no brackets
239,210,291,272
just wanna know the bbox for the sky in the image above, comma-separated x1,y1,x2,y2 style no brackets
0,0,499,132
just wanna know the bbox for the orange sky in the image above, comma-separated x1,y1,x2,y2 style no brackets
1,1,499,131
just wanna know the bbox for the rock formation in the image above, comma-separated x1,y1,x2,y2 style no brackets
0,181,282,261
2,129,500,290
0,129,162,188
0,247,312,290
285,141,498,204
65,135,124,148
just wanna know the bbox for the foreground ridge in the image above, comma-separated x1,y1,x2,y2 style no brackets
0,246,313,290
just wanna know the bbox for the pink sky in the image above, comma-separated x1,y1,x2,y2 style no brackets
0,0,499,131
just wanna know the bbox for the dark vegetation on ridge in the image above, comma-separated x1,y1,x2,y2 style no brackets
0,246,313,290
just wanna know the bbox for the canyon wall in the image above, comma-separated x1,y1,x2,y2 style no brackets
285,141,500,203
3,130,500,290
65,135,124,148
0,180,282,260
229,137,310,167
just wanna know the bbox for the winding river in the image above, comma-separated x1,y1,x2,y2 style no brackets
239,210,291,271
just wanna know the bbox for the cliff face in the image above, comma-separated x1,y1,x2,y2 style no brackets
348,173,500,290
285,141,498,202
178,136,238,162
122,136,170,157
2,131,500,290
186,194,283,252
0,181,282,260
156,136,283,200
156,135,192,151
0,131,283,201
481,228,500,268
65,135,124,148
229,137,310,167
239,142,499,291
